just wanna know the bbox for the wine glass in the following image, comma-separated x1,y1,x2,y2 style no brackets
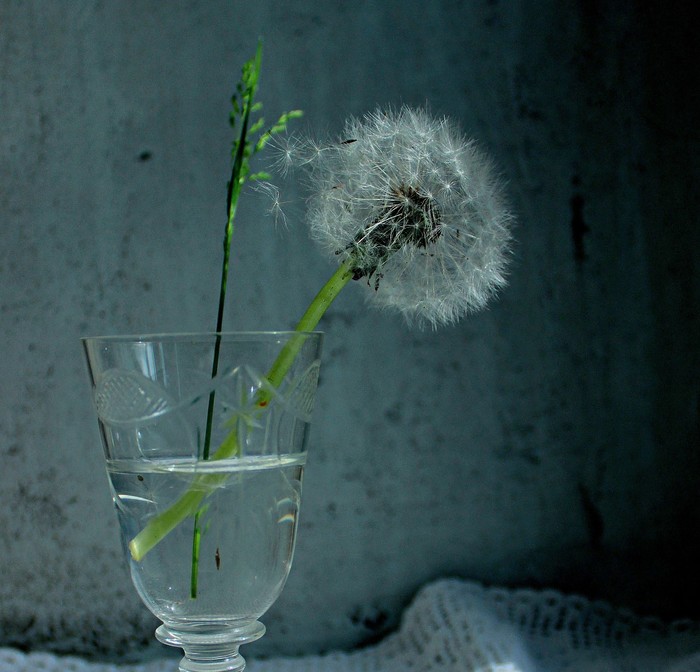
82,332,323,672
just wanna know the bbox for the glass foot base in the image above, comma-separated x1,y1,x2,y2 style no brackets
156,621,266,672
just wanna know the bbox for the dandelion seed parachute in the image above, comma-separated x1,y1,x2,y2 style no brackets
287,106,513,328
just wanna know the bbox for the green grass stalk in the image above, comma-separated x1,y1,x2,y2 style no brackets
188,43,263,599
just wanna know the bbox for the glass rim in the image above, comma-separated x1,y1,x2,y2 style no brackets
81,330,324,344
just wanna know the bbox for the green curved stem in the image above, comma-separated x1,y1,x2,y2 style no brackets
127,258,354,564
258,257,354,403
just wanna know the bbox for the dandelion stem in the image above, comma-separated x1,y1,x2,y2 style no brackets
262,257,354,396
126,257,354,564
294,257,355,333
129,488,207,562
128,465,232,562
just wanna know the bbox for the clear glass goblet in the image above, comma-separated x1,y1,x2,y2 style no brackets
82,332,323,672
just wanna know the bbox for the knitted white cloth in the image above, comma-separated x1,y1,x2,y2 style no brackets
2,579,700,672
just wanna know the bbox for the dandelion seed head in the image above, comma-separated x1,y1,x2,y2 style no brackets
288,106,513,328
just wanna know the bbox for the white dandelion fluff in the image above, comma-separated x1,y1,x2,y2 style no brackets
250,179,288,227
287,106,513,328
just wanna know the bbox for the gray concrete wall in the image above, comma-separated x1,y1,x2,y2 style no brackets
1,0,698,662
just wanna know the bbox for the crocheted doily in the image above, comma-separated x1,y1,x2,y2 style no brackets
2,579,700,671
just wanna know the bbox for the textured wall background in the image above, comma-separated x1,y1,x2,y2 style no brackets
1,0,699,663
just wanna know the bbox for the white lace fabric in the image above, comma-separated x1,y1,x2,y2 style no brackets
3,579,700,672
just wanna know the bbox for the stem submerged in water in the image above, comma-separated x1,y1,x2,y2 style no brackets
128,468,229,562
